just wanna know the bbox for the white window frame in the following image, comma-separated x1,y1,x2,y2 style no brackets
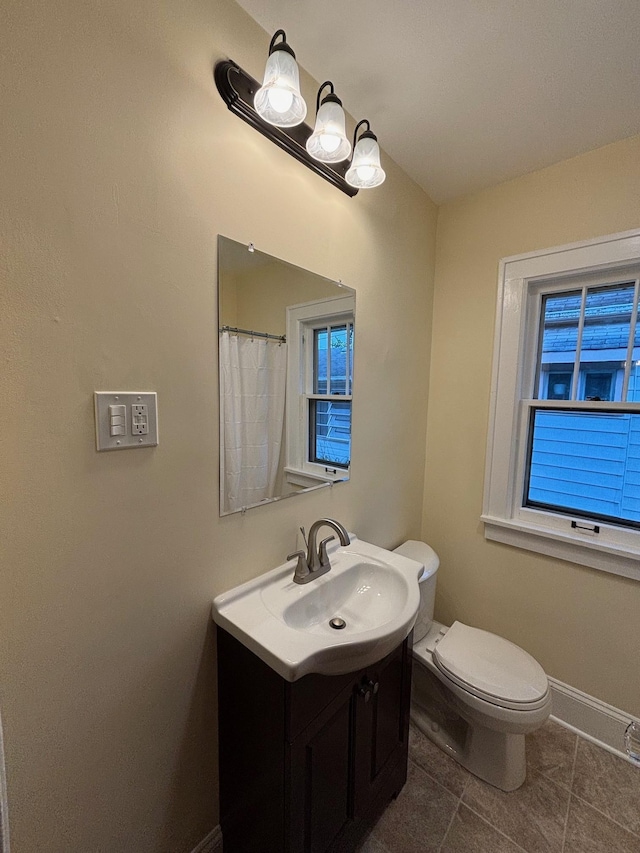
285,294,355,487
483,228,640,582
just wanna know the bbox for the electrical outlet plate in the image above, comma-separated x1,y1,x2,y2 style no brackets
131,403,149,435
94,392,158,451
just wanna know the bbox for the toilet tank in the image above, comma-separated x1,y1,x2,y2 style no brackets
393,540,439,642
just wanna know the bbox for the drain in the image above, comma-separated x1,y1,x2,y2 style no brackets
329,617,346,630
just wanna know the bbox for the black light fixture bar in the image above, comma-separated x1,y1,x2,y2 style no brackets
214,60,358,197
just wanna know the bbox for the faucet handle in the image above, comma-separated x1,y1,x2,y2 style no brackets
318,535,335,568
287,550,310,583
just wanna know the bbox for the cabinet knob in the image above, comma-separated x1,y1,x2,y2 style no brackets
358,685,371,702
358,678,379,702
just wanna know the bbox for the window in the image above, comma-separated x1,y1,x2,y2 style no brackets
309,323,353,467
483,229,640,582
285,294,355,485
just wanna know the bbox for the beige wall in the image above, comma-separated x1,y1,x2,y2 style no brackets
220,258,341,337
0,1,437,851
423,134,640,718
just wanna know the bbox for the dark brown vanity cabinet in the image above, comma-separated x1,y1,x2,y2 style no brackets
217,628,412,853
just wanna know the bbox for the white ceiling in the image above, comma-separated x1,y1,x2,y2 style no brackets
235,0,640,202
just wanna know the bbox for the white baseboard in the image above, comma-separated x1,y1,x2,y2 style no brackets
548,676,640,764
190,825,222,853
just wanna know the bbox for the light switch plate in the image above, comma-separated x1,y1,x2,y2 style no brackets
94,392,158,451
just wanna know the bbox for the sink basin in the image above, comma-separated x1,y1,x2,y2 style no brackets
263,558,409,633
212,537,423,681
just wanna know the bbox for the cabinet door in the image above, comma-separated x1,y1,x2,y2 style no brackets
353,639,411,816
287,681,357,853
217,628,287,853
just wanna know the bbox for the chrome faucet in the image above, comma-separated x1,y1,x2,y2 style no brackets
287,518,351,584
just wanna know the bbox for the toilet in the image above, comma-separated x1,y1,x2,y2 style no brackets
394,540,551,792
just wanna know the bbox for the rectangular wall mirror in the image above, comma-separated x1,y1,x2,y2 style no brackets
218,236,355,516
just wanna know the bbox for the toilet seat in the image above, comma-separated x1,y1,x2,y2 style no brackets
433,622,549,711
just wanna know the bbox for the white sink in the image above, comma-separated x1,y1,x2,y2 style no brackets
212,537,423,681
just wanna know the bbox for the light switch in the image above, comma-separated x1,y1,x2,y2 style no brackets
108,404,127,436
94,392,159,451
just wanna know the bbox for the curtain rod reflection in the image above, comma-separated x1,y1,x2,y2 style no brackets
219,325,286,343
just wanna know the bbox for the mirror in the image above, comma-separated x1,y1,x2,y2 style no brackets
218,236,355,516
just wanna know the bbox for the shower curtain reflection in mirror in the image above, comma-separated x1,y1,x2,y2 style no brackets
219,331,287,514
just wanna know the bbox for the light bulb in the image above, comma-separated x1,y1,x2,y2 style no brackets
356,165,375,182
319,134,341,153
267,87,294,115
345,130,385,189
306,91,351,163
254,35,307,127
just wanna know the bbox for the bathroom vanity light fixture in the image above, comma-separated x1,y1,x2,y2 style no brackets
253,30,307,127
306,82,351,163
214,30,385,196
345,120,386,189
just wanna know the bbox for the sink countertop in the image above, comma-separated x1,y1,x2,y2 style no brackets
212,537,424,681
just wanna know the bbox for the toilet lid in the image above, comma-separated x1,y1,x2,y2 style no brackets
433,622,548,706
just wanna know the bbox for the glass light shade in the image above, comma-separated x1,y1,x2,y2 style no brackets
345,136,386,188
254,49,307,127
306,100,351,163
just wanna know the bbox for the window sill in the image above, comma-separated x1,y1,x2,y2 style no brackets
284,467,348,488
481,514,640,583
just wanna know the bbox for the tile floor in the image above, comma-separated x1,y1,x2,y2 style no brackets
359,720,640,853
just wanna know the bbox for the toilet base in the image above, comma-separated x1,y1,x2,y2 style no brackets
411,647,541,792
411,701,526,791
